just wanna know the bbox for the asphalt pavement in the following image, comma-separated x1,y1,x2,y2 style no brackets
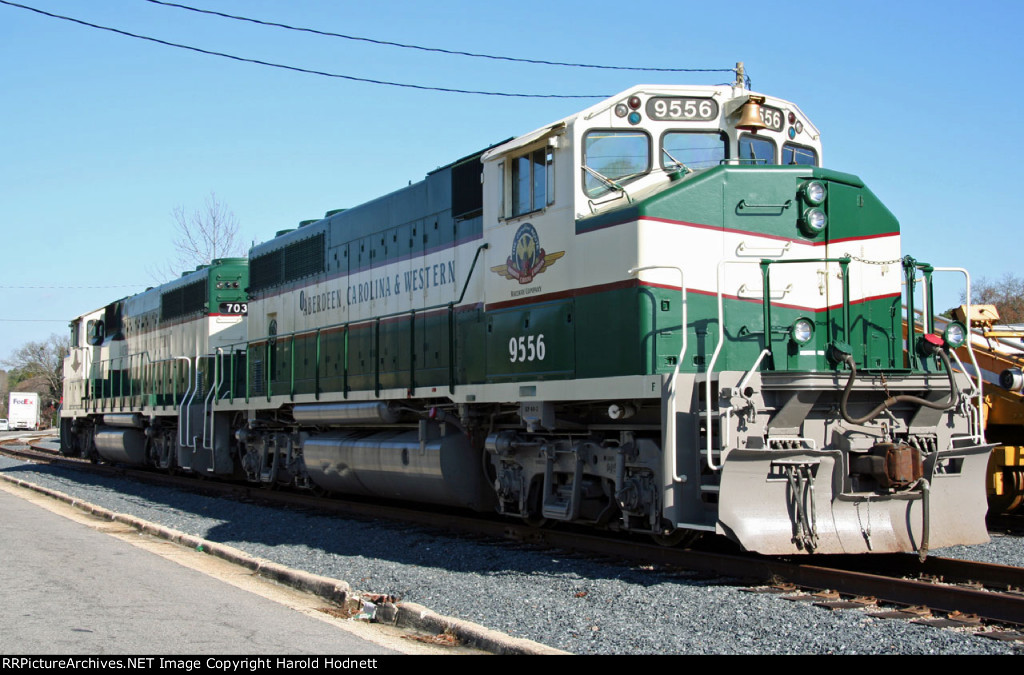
0,479,455,656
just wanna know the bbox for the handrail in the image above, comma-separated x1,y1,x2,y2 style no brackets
89,349,161,412
230,347,237,403
628,264,687,482
930,266,984,444
314,328,321,400
706,256,850,471
715,348,772,460
705,259,761,471
203,350,223,452
289,334,296,400
175,356,194,449
736,241,791,258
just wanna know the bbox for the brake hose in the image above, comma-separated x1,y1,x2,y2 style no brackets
839,350,958,425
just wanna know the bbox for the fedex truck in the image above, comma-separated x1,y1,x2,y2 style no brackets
9,392,40,430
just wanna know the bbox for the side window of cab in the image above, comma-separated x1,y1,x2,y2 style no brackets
86,319,105,346
500,146,555,219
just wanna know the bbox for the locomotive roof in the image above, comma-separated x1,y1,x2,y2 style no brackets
482,84,817,161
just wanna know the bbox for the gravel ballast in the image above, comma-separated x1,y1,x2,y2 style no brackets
2,455,1022,655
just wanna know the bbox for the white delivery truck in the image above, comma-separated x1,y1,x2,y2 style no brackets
9,392,40,430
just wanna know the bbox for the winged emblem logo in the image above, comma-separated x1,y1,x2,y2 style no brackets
491,223,565,285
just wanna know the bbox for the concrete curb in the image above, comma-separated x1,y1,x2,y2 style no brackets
0,471,569,655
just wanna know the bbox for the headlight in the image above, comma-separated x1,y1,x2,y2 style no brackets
801,208,827,235
791,318,814,345
801,180,826,205
943,321,967,349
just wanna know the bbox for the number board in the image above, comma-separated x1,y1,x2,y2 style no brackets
218,302,248,315
759,105,785,132
646,97,719,122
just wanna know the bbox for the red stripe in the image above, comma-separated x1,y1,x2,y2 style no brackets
485,279,637,311
486,277,900,313
637,215,899,246
651,283,900,312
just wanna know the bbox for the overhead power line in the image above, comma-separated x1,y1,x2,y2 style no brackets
0,0,609,98
143,0,739,76
0,285,145,289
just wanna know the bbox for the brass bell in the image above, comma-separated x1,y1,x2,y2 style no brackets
736,95,767,132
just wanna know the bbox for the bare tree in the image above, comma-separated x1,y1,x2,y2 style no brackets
960,274,1024,325
3,333,70,408
152,192,246,281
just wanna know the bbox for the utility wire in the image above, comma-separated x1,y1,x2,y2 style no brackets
144,0,739,76
0,0,609,98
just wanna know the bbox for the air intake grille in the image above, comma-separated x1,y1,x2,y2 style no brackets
249,233,325,293
161,279,207,321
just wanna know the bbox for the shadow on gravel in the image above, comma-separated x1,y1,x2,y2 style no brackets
0,460,721,590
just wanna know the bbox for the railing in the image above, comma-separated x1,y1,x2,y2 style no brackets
628,264,688,482
909,265,984,445
702,256,850,470
699,256,984,470
70,243,491,419
82,351,196,415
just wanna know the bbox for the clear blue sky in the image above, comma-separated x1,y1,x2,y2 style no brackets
0,0,1020,361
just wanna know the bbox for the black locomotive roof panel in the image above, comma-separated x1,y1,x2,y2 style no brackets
245,145,491,295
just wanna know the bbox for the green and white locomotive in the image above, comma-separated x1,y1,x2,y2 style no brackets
61,77,991,555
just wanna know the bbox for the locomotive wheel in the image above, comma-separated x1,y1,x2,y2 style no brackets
651,527,701,548
523,512,549,528
523,480,548,527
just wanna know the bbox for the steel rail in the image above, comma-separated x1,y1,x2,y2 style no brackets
7,437,1024,627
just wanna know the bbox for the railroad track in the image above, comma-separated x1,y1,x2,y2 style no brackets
4,437,1024,638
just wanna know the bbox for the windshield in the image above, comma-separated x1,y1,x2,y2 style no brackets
583,130,650,197
738,134,776,165
783,143,818,166
662,131,727,172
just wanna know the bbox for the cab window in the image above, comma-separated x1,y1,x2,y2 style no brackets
783,143,818,166
738,134,775,165
661,131,727,172
511,147,551,217
86,319,104,346
583,130,650,197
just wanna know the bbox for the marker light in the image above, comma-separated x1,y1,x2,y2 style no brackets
615,103,629,118
791,318,815,345
628,95,642,109
628,112,642,125
918,333,945,358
